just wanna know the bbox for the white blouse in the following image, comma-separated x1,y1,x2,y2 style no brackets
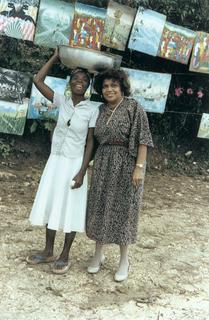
51,93,99,158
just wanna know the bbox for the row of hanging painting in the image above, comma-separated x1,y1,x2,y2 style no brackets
0,66,208,140
0,0,209,74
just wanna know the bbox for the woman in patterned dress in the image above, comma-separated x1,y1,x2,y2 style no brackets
86,69,153,281
26,49,99,274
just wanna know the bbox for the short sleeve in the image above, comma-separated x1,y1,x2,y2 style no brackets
89,104,100,128
53,92,66,108
128,99,153,158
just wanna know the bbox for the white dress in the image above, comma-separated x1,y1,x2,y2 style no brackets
29,93,99,233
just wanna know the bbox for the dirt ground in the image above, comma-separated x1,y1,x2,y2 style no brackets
0,141,209,320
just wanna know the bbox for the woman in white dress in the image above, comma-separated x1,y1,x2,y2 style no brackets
26,49,98,274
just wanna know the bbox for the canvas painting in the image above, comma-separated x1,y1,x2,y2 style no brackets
0,98,28,135
122,68,171,113
128,7,166,56
189,32,209,74
28,76,67,120
102,0,136,51
34,0,74,48
157,22,196,64
0,67,30,104
0,0,39,41
197,113,209,139
69,1,106,50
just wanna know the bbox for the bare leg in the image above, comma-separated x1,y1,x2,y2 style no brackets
87,242,105,273
52,232,76,271
114,245,129,281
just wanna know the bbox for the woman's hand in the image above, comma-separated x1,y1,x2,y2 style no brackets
132,167,144,188
71,171,84,189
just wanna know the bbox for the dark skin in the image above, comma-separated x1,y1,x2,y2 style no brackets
28,49,95,271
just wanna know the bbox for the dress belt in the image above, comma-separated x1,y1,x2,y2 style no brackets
101,141,128,148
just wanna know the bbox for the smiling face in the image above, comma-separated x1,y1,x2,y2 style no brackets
70,71,90,97
102,78,123,106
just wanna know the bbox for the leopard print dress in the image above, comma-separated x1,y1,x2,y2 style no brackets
86,97,153,245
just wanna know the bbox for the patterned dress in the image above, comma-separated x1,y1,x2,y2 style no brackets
86,97,153,245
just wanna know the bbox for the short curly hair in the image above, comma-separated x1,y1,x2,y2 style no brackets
93,69,131,97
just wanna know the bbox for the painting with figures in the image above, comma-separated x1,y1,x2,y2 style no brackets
157,22,196,64
0,67,30,104
69,1,106,51
0,98,28,135
128,7,166,56
189,32,209,74
122,68,171,113
102,0,136,51
28,76,67,120
0,0,39,41
34,0,74,48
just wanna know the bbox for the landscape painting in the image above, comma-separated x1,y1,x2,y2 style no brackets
189,32,209,74
157,22,196,64
122,67,171,113
128,7,166,56
0,67,30,104
34,0,74,48
69,1,106,50
0,0,39,41
0,98,28,135
28,76,67,120
197,113,209,139
102,0,136,51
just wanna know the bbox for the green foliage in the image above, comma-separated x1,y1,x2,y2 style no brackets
0,138,14,158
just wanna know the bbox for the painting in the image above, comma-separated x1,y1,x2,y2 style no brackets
197,113,209,139
34,0,74,48
69,1,106,51
122,67,171,113
102,0,136,51
0,0,39,41
128,7,166,56
157,22,196,64
28,76,67,120
0,98,28,135
0,67,30,104
189,32,209,74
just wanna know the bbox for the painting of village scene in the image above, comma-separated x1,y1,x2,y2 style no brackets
0,0,39,41
34,0,75,48
102,0,136,51
122,68,171,113
0,98,28,135
157,22,196,64
197,113,209,139
128,7,166,56
189,32,209,74
69,1,106,51
28,76,67,120
0,67,30,104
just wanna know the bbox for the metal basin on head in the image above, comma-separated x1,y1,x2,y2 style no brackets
59,45,122,73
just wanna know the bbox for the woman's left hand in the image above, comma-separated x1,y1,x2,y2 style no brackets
132,167,144,188
71,171,84,189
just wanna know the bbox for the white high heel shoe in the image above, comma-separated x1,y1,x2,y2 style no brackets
87,255,105,274
114,263,130,282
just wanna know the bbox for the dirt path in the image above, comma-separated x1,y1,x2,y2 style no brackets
0,159,209,320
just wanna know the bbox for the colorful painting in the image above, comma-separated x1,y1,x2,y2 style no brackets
0,98,28,135
189,32,209,74
197,113,209,139
128,7,166,56
0,67,30,104
28,76,67,120
34,0,74,48
157,22,196,64
69,1,106,51
0,0,39,41
102,0,136,51
122,67,171,113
